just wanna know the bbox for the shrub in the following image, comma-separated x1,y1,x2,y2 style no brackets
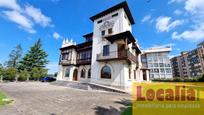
31,67,47,81
198,74,204,82
19,70,30,81
3,68,17,81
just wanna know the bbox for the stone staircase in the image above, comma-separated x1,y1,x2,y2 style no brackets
51,81,127,94
51,81,88,90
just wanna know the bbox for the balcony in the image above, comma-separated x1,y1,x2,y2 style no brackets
77,58,91,65
60,60,73,65
97,50,138,63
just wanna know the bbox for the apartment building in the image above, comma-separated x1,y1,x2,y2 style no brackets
170,52,190,78
141,47,173,79
57,1,150,91
171,42,204,78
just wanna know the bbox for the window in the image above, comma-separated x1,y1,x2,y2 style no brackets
97,20,102,24
108,28,113,34
159,63,164,67
101,65,111,79
154,63,159,67
103,45,110,56
62,53,69,60
153,69,159,73
160,68,165,73
65,68,70,77
101,30,105,36
129,68,131,79
80,69,86,78
112,13,118,17
88,69,91,78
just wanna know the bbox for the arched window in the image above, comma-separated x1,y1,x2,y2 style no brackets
88,69,91,78
65,68,70,77
80,69,86,78
101,65,111,79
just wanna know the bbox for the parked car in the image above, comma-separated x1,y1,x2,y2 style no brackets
40,77,56,82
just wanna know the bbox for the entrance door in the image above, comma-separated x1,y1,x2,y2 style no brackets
73,69,78,81
118,44,125,58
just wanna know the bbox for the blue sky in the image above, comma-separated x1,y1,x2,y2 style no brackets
0,0,204,74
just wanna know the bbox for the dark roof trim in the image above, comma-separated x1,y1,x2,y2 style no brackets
132,44,141,54
105,31,141,53
105,31,135,44
76,41,92,47
83,32,93,38
90,1,135,25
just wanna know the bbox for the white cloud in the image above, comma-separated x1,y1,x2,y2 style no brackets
25,5,52,27
3,10,36,33
0,0,21,11
53,32,61,40
168,0,185,4
0,0,52,33
168,0,204,42
155,16,184,32
172,28,204,42
173,10,183,15
185,0,204,14
141,14,151,23
184,0,204,22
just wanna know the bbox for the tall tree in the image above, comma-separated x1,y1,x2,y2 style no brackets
5,44,22,68
19,39,49,72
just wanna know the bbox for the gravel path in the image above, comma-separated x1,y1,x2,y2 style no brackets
0,82,131,115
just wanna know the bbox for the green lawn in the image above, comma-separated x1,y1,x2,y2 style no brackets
0,91,8,106
121,104,132,115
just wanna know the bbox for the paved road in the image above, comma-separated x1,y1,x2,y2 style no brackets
0,82,131,115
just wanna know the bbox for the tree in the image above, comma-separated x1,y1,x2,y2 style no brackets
5,44,22,68
31,67,47,80
18,39,49,72
54,72,58,77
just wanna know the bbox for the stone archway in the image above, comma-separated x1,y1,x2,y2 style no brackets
73,69,78,81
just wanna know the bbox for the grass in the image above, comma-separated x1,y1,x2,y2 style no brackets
0,91,10,106
121,104,132,115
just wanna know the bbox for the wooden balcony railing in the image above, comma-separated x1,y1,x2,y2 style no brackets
76,58,91,65
60,58,92,65
60,60,73,65
97,50,138,63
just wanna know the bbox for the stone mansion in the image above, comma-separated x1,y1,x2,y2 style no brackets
57,1,150,91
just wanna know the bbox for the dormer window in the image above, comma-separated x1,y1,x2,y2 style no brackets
97,20,102,24
108,28,113,34
112,13,118,17
101,30,105,36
